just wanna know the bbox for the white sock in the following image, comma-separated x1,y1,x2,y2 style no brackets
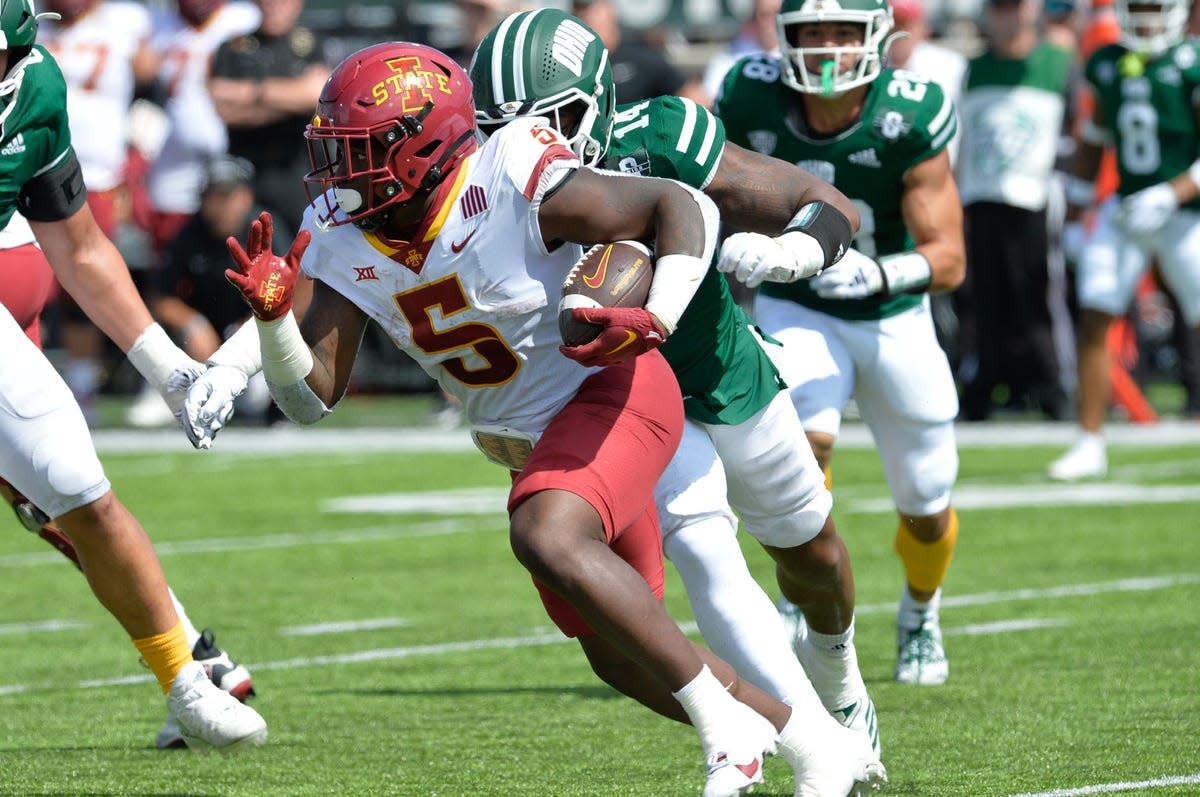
666,519,822,712
897,586,941,631
168,588,202,650
795,617,866,711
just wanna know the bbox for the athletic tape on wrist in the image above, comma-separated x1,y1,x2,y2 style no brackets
878,251,932,295
1188,158,1200,192
127,323,184,389
255,312,313,385
645,253,707,336
784,200,854,271
207,320,263,376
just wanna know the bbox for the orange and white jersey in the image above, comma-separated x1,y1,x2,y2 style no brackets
301,118,591,435
40,2,152,192
146,1,259,213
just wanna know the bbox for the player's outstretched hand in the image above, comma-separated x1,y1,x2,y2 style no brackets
226,211,311,321
559,307,666,367
180,365,249,450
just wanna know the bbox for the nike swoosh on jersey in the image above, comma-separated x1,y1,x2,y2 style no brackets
450,229,477,253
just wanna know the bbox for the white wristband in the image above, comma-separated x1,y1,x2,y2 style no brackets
127,322,184,390
208,319,263,376
645,253,707,336
878,251,932,295
1188,158,1200,192
255,312,313,385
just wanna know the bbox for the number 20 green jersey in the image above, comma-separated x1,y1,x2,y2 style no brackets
1084,40,1200,206
716,56,956,321
602,94,785,426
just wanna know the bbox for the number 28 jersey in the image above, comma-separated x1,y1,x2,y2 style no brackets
300,118,588,436
716,57,956,321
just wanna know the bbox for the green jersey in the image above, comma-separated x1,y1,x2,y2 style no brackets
0,46,74,228
716,57,956,320
603,95,785,426
1085,41,1200,206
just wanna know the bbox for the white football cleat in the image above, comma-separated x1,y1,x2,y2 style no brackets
832,690,881,759
167,661,267,754
157,628,255,748
894,621,948,686
700,703,777,797
1047,435,1107,481
780,716,887,797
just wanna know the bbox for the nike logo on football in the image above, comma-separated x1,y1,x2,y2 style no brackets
582,246,611,289
450,230,477,253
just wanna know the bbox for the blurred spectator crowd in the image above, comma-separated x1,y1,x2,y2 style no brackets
32,0,1200,432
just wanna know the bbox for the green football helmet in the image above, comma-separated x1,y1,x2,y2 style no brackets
1115,0,1188,56
0,0,59,97
470,8,615,166
776,0,895,97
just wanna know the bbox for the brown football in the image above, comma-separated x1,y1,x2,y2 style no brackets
558,241,655,347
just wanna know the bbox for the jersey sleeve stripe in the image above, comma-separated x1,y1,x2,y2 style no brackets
676,98,698,155
927,91,954,141
695,112,718,168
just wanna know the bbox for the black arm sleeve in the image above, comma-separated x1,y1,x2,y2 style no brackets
785,200,854,272
18,149,87,223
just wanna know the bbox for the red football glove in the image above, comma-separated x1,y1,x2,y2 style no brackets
559,307,667,367
225,211,312,321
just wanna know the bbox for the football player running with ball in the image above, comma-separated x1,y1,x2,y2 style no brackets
472,6,888,780
1048,0,1200,481
715,0,967,687
185,42,884,797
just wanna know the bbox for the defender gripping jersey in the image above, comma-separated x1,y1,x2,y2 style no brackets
604,95,785,425
301,118,589,436
1084,41,1200,207
716,57,956,321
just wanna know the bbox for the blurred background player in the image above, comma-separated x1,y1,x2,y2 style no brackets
700,0,780,108
207,0,330,233
1048,0,1200,480
472,7,883,759
955,0,1075,422
145,0,259,258
0,0,264,752
571,0,707,104
39,0,159,421
148,155,281,427
716,0,967,686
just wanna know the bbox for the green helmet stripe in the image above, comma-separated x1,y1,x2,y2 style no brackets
488,10,524,102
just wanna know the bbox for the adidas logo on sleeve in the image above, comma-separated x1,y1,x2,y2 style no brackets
1,133,26,156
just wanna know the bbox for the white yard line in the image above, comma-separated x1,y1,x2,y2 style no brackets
1008,773,1200,796
89,419,1200,455
1,577,1193,695
280,618,411,636
0,619,89,635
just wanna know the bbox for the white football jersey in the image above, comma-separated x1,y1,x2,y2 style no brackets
146,1,260,213
40,2,152,192
301,118,591,435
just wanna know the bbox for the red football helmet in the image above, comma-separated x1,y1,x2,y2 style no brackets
304,42,478,229
46,0,98,23
177,0,222,28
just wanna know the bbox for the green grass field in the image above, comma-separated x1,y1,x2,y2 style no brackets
2,408,1198,796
